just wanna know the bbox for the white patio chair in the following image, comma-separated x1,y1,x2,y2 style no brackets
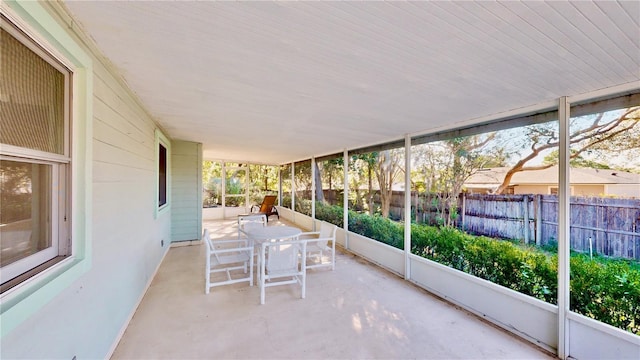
258,238,306,305
204,229,254,294
299,221,337,271
237,213,267,239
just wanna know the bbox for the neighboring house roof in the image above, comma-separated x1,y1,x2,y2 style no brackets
465,166,640,187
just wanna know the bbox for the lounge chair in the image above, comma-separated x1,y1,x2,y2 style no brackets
248,195,279,222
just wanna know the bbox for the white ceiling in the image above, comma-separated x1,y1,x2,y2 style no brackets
62,1,640,165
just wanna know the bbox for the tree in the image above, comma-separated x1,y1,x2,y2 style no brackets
280,164,293,208
248,164,279,204
0,161,33,222
494,107,640,194
293,161,312,214
413,134,497,227
315,157,344,206
202,161,222,206
350,153,378,215
543,149,611,169
313,161,324,202
374,149,404,218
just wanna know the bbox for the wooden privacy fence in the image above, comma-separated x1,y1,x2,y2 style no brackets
411,193,640,261
318,188,639,260
537,196,640,261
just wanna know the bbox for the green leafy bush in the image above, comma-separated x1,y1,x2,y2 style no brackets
315,202,344,227
348,210,404,249
411,225,557,302
411,224,638,334
310,203,639,335
571,255,639,334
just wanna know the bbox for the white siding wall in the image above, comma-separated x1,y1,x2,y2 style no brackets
171,141,203,242
0,5,172,358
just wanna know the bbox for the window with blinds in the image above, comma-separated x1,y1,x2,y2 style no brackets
0,18,71,292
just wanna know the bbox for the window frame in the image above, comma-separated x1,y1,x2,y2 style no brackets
155,129,171,218
0,17,71,289
549,186,574,196
0,2,92,338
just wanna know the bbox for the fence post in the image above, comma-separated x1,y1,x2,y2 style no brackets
523,195,529,244
535,195,542,246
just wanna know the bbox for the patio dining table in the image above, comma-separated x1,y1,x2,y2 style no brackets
240,225,302,245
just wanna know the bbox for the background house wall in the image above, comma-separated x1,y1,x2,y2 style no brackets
570,185,606,197
513,185,553,195
1,2,173,358
171,141,203,243
607,184,640,198
514,184,605,196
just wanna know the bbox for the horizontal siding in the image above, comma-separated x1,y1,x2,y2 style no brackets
93,115,153,159
171,141,202,242
86,54,172,359
93,161,153,184
93,140,154,171
0,5,172,358
93,68,156,135
171,212,200,221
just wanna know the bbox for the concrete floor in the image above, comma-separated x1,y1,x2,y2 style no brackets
112,219,555,359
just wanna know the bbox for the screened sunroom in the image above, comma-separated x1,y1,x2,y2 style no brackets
1,1,639,359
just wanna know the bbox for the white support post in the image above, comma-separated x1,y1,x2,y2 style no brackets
558,96,571,359
291,162,295,213
278,166,282,207
343,149,349,250
245,165,250,211
311,157,316,229
222,162,227,218
404,135,411,280
523,195,530,244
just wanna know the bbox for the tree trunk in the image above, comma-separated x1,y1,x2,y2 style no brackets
263,168,268,191
367,164,374,215
314,161,324,202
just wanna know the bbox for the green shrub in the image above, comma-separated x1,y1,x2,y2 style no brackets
348,211,404,249
295,198,312,216
571,255,639,334
411,225,557,303
517,250,556,302
315,202,344,227
312,204,639,335
411,224,638,334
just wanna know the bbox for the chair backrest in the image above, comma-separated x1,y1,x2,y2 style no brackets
259,195,277,213
264,239,304,274
238,214,267,233
317,222,337,247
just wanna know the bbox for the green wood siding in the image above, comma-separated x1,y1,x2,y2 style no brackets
171,141,202,242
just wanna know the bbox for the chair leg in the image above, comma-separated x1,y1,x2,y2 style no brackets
331,249,335,271
332,241,336,271
331,253,335,271
205,255,210,294
249,253,254,287
260,248,266,304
